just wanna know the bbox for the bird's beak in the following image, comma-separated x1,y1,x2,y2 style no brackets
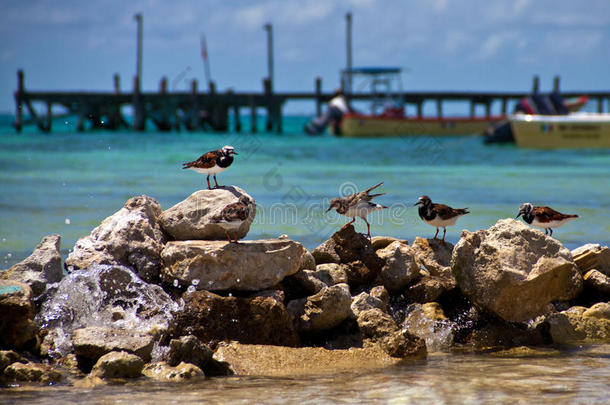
326,206,332,213
233,151,239,155
413,202,421,206
515,212,522,219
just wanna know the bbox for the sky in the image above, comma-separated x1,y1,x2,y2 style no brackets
1,0,609,114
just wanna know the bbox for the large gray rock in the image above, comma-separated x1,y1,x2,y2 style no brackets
376,241,421,293
72,326,155,362
451,219,583,322
544,303,610,344
0,280,37,350
65,196,166,282
411,237,455,281
1,234,63,297
161,238,308,291
287,284,352,333
159,186,255,241
90,351,144,379
350,292,385,319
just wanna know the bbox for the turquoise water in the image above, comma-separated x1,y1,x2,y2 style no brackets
1,115,609,267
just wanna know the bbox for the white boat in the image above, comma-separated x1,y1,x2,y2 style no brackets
510,113,610,149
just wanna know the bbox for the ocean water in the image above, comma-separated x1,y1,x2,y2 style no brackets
1,115,609,267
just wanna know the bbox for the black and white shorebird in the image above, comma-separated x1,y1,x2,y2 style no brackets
210,195,253,243
182,145,237,189
516,203,578,236
414,195,469,242
326,182,387,239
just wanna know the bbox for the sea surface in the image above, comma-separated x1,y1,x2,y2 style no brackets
1,114,609,403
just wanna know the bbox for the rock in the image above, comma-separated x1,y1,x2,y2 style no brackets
1,235,63,297
411,237,455,280
312,226,384,282
290,270,329,294
72,326,155,362
249,289,285,303
370,286,389,311
2,362,62,384
350,292,385,319
167,335,213,370
212,342,402,377
161,238,308,291
571,244,610,276
36,264,178,358
65,195,166,282
545,303,610,344
0,280,38,350
371,236,408,251
159,186,255,241
376,241,420,293
402,303,454,351
171,290,299,347
0,350,26,372
315,263,349,286
583,269,610,295
403,275,452,303
356,308,426,358
451,219,583,322
490,346,561,358
90,351,144,379
287,284,352,333
298,250,316,271
143,361,204,381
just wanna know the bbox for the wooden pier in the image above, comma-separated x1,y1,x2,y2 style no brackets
13,70,610,134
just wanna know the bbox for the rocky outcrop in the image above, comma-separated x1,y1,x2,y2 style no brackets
287,284,352,333
0,280,38,350
71,326,155,362
143,361,204,381
90,351,144,379
65,196,167,282
544,303,610,344
1,234,63,297
0,350,26,373
2,362,62,384
571,244,610,275
583,270,610,295
411,237,455,279
166,335,213,370
159,186,255,241
370,236,408,251
451,219,583,322
376,241,420,293
171,290,299,347
161,238,309,291
350,292,385,319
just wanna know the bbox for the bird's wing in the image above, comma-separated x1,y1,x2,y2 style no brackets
534,206,572,222
183,150,218,169
434,203,468,220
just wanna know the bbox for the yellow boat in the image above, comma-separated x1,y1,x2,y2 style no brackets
510,113,610,149
332,113,504,137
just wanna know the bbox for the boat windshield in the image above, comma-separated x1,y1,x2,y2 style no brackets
341,67,404,115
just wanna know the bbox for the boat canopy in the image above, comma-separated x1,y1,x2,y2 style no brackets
341,67,402,75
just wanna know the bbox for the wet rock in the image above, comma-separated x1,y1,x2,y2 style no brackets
161,238,308,291
212,341,402,377
90,351,144,379
36,264,178,358
451,219,583,322
350,292,385,319
571,244,610,275
468,319,546,349
489,346,561,358
583,269,610,295
142,361,204,381
159,186,255,241
2,362,63,384
402,303,454,351
376,241,420,293
545,303,610,344
312,226,384,281
287,284,352,333
371,236,408,251
403,275,453,303
167,335,213,370
171,290,299,347
1,234,63,298
0,280,38,350
411,237,455,280
65,195,166,282
356,308,426,358
0,350,26,372
370,285,389,311
72,326,155,362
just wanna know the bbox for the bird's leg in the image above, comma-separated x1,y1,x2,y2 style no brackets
442,227,447,242
433,228,439,239
549,228,553,237
544,228,548,235
224,230,232,243
206,175,212,190
364,218,372,240
340,218,356,230
213,174,220,189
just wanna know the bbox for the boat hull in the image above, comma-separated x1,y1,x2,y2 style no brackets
510,113,610,149
333,114,504,137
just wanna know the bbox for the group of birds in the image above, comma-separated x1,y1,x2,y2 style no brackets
183,145,579,242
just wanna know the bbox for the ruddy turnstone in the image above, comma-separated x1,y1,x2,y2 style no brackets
326,182,387,239
182,145,237,189
210,195,253,243
516,202,578,236
414,195,469,242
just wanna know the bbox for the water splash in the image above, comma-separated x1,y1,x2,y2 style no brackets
401,304,455,352
36,264,181,358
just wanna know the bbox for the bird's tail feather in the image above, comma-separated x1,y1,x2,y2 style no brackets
364,182,384,194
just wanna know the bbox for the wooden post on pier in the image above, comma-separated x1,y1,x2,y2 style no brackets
501,98,507,115
599,97,604,113
485,101,491,118
250,96,257,133
114,74,120,93
264,78,273,131
532,75,540,94
234,105,241,132
345,12,353,95
469,100,475,118
416,100,423,119
14,69,24,132
553,75,560,92
436,99,443,120
315,77,322,116
187,79,199,131
133,76,145,131
45,102,52,132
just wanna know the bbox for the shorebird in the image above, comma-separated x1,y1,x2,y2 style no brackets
516,203,578,236
182,145,237,189
210,195,253,243
414,195,469,242
326,182,387,239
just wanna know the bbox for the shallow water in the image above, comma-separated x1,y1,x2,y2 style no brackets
2,350,609,404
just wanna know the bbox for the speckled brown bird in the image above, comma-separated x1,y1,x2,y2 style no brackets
414,195,469,242
182,145,237,189
210,195,253,243
516,202,578,236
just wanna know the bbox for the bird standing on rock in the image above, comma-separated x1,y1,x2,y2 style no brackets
182,145,237,189
326,182,387,239
415,195,469,242
516,202,578,236
210,195,253,243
